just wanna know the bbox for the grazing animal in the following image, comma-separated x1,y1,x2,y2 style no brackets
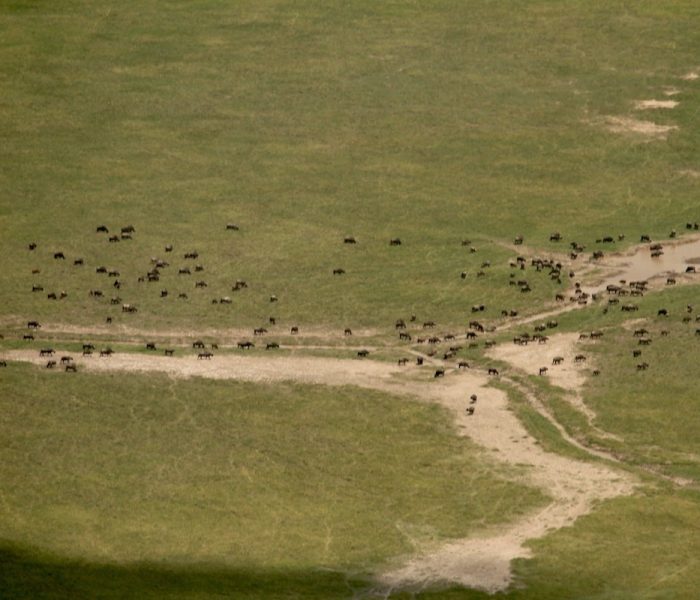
343,236,356,244
398,358,408,366
82,349,92,356
65,364,77,372
270,295,278,302
178,293,188,299
146,343,157,351
332,268,345,275
487,368,499,376
416,357,424,365
357,349,369,357
27,321,41,329
179,268,191,275
197,352,213,360
389,238,402,246
399,332,411,341
640,234,651,242
574,354,586,363
165,244,173,252
164,349,174,356
122,304,137,313
637,362,649,371
592,370,600,376
73,258,84,266
638,338,652,345
23,334,34,341
53,252,65,259
226,223,240,231
466,407,475,415
28,242,37,250
184,251,199,259
434,368,445,378
266,342,280,350
539,367,548,376
658,308,668,316
423,321,436,328
60,356,73,365
45,360,56,368
290,326,299,334
686,266,696,274
254,327,267,336
108,235,120,243
237,341,254,349
552,356,564,365
100,348,113,357
458,361,469,369
39,349,55,357
344,328,352,336
549,232,562,242
195,280,207,288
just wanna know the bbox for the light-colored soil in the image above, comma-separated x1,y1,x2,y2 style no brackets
1,346,635,593
604,116,678,137
681,71,699,80
634,99,679,109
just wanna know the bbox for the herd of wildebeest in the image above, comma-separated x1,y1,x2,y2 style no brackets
3,222,700,416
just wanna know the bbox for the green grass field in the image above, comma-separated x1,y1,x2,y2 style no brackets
3,1,700,599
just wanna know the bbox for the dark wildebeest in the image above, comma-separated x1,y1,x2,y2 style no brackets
344,236,356,244
23,334,34,341
434,368,445,378
458,361,469,369
60,356,73,365
344,328,353,336
637,362,649,371
398,358,408,366
27,321,41,329
28,242,37,250
39,349,55,356
357,349,369,358
290,326,299,334
197,352,213,360
399,332,411,341
193,341,205,349
254,328,267,336
658,308,668,316
184,251,199,259
164,349,174,356
165,244,173,252
74,258,84,266
574,354,586,363
389,238,402,246
238,341,254,349
333,268,345,275
226,223,240,230
100,348,113,357
552,356,564,365
466,407,475,415
108,235,120,243
54,252,65,260
266,342,279,350
487,368,499,376
45,360,56,368
65,364,77,372
539,367,548,376
416,357,424,365
146,343,157,351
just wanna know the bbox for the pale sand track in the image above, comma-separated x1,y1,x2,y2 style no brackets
1,347,634,593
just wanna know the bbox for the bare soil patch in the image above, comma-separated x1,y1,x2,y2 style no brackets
604,116,677,138
1,347,634,593
634,99,679,109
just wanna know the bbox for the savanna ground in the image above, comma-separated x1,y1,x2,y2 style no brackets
2,1,700,598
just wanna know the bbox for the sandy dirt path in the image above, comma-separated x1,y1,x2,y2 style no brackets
1,348,634,593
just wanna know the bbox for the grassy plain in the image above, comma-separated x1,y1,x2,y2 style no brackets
3,1,700,599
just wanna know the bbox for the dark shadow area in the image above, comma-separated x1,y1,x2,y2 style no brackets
0,541,376,600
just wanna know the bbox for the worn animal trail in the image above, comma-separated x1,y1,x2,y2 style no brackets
1,347,635,593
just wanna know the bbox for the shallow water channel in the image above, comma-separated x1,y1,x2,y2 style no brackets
582,235,700,294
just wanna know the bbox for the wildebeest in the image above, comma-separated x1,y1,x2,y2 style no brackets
416,357,424,365
146,343,157,351
195,280,207,288
254,327,267,336
395,319,406,329
22,334,34,341
290,326,299,334
100,348,113,357
82,349,92,356
45,360,56,368
164,349,174,356
165,244,173,252
121,225,135,234
389,238,402,246
333,268,345,275
398,358,408,366
73,258,84,266
65,364,77,372
122,304,137,313
60,356,73,365
343,236,356,244
574,354,586,363
399,332,411,341
108,235,120,243
637,362,649,371
270,295,278,302
226,223,240,231
54,252,65,259
687,266,697,274
27,321,41,329
39,349,54,356
487,368,499,376
28,242,37,250
96,225,108,233
458,361,469,369
238,341,254,349
423,321,436,328
344,328,353,336
658,308,668,316
193,341,205,349
640,234,651,242
434,368,445,378
197,352,213,360
266,342,280,350
549,232,562,242
539,367,548,375
466,406,475,415
179,268,191,275
184,251,199,259
514,234,523,245
638,338,652,345
552,356,564,365
357,349,369,357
